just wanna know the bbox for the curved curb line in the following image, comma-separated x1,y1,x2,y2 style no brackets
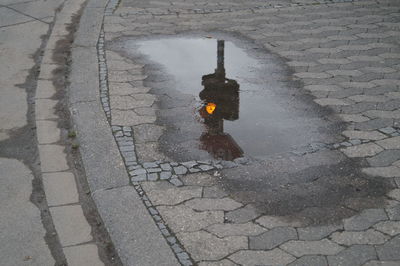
67,0,179,265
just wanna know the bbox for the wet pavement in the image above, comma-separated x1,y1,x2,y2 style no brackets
99,0,400,264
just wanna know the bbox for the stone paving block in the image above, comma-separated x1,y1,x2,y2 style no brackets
63,244,103,266
198,260,236,266
374,221,400,236
225,204,260,223
50,205,92,246
256,215,305,229
297,224,342,241
327,245,377,266
304,84,341,92
184,198,242,211
355,118,394,131
181,173,218,186
344,209,388,231
132,123,164,143
388,189,400,201
343,130,386,141
341,143,383,158
330,229,389,245
203,185,229,198
38,144,69,173
111,110,156,126
315,98,350,106
288,255,328,266
363,261,400,266
206,222,266,238
42,172,79,207
36,120,60,144
35,98,57,120
141,181,202,205
386,204,400,220
176,231,247,261
229,249,296,266
280,239,344,257
362,166,400,178
157,205,224,233
367,150,400,167
249,227,297,250
35,79,57,99
377,136,400,149
376,236,400,261
338,114,370,123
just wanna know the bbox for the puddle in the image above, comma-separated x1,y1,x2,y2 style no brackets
111,35,393,224
134,37,340,161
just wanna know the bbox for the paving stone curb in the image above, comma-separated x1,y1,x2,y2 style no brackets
68,0,179,265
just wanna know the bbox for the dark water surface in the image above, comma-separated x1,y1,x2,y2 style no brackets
135,37,338,161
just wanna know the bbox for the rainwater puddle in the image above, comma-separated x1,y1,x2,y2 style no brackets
134,37,337,161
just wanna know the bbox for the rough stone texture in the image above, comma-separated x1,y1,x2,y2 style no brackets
36,120,61,144
42,172,79,206
288,255,328,266
249,227,297,250
327,245,377,266
157,205,224,233
50,205,92,246
362,167,400,178
38,144,69,173
256,215,305,229
225,204,260,223
376,236,400,261
377,136,400,150
141,181,202,206
281,239,344,257
229,249,296,266
177,231,247,261
93,186,178,265
184,197,242,211
198,260,236,266
343,130,387,141
297,224,342,241
341,143,384,158
367,150,400,167
181,173,217,186
330,229,389,245
63,244,104,266
344,209,388,231
374,221,400,236
206,222,266,237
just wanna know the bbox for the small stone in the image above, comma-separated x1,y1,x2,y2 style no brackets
249,227,297,250
174,166,188,175
182,161,197,168
281,239,344,257
147,168,162,173
147,173,158,181
341,143,383,158
379,127,397,134
198,164,215,171
229,249,295,266
330,229,389,245
374,221,400,236
220,161,237,168
131,174,147,182
170,177,184,187
177,231,247,261
160,163,172,171
143,162,158,168
189,168,201,173
160,171,172,180
297,224,342,241
327,245,377,266
288,255,328,266
225,204,259,223
130,168,146,176
344,209,388,231
206,222,266,237
375,236,400,261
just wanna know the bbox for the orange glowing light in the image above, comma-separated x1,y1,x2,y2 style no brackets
206,103,216,114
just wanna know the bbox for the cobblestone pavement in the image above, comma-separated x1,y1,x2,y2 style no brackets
98,0,400,265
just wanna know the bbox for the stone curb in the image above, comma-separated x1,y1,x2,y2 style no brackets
67,0,179,265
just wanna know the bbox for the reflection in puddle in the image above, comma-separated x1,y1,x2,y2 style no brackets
134,37,338,162
199,40,243,160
